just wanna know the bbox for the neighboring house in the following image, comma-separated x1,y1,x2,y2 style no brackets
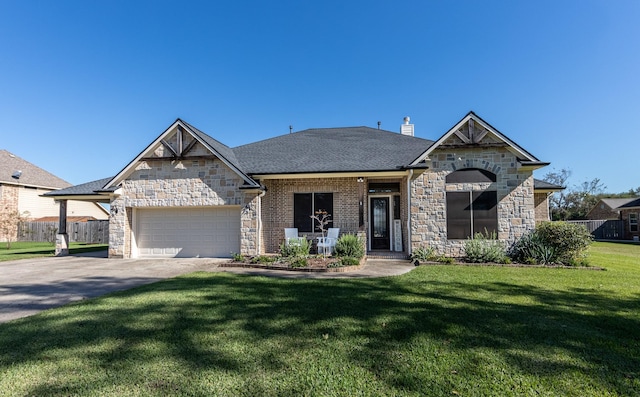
586,198,638,220
0,149,109,240
617,198,640,241
46,111,558,258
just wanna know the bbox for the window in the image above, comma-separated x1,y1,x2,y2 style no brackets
445,169,498,240
446,191,498,239
294,193,333,232
630,213,639,233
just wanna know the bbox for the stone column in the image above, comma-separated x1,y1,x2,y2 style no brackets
55,199,69,256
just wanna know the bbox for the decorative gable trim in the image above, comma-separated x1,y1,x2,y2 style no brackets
410,111,545,168
104,119,259,190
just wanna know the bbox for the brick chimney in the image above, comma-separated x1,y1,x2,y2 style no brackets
400,116,414,136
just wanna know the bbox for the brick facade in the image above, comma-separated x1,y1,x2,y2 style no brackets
534,192,550,223
620,209,640,241
261,178,362,253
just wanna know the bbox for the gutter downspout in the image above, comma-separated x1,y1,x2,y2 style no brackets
256,189,266,255
407,169,413,257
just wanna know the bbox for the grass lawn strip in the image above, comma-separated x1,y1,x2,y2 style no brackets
0,242,638,396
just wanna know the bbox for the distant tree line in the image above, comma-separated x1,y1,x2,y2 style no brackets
542,168,640,221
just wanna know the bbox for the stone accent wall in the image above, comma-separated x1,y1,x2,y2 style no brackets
534,192,550,223
410,147,535,257
261,178,361,253
109,156,259,258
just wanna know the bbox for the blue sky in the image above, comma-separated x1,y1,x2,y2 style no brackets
1,1,638,193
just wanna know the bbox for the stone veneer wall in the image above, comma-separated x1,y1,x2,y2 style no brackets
410,147,535,257
109,157,259,258
261,178,361,253
534,192,550,223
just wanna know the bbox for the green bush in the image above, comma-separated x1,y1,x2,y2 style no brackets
231,252,245,262
410,246,435,262
250,255,277,264
464,232,508,263
509,232,556,265
338,257,360,267
509,222,592,265
289,257,308,268
280,238,310,258
334,234,365,259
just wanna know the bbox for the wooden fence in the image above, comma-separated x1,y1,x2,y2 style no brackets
18,220,109,244
567,219,624,240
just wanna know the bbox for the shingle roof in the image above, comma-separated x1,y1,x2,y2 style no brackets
533,179,565,191
182,121,243,173
616,197,640,209
598,198,637,209
0,149,70,189
43,177,114,197
232,127,435,174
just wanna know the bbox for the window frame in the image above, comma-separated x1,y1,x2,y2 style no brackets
630,213,639,233
293,192,334,233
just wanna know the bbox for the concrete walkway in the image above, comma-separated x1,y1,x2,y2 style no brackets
0,251,414,323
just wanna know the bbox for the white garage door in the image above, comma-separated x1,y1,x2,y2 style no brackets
135,207,241,258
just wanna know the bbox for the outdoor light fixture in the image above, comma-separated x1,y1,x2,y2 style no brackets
357,177,364,183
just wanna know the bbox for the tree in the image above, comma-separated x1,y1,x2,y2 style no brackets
542,169,607,220
542,168,571,220
0,207,29,249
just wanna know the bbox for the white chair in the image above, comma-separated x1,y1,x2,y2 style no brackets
317,228,340,255
285,228,302,246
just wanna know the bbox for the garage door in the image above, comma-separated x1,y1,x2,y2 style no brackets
135,207,241,258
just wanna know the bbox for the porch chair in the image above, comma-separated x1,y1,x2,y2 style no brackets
317,227,340,255
285,228,302,246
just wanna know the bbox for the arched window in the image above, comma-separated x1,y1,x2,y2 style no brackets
445,168,496,183
446,169,498,239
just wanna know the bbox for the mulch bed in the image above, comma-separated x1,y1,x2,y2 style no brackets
220,256,366,273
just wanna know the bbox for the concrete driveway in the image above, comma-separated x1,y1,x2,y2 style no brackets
0,251,414,324
0,251,226,323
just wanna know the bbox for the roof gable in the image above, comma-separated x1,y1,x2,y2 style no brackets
104,120,258,189
411,112,547,168
0,149,70,189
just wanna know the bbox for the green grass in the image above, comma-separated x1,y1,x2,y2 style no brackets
0,242,108,261
0,242,638,396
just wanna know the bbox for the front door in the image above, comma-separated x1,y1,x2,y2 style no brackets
370,197,390,250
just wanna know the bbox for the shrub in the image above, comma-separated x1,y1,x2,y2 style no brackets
410,246,435,262
436,256,455,264
509,222,592,265
334,234,365,259
280,238,310,258
250,255,277,264
338,257,360,267
535,221,592,264
509,232,556,265
464,231,507,263
231,252,245,262
289,257,308,268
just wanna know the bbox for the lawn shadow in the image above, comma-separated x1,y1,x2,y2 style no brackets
0,269,639,395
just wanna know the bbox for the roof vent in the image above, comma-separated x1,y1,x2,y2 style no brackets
12,170,22,179
400,116,414,136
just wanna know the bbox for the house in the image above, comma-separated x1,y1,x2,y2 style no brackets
0,150,109,241
617,198,640,241
586,198,638,220
45,112,557,258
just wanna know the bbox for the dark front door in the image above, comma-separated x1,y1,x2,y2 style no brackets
371,197,390,250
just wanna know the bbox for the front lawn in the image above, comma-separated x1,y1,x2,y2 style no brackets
0,242,108,262
0,242,638,396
